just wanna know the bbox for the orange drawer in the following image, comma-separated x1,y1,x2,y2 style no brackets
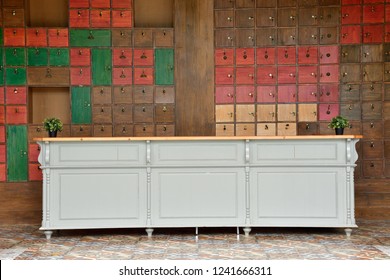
69,0,89,8
0,145,5,162
112,0,133,8
71,48,91,66
71,67,91,85
91,0,111,8
113,68,133,85
298,46,318,65
29,163,43,181
133,49,154,66
0,126,5,142
278,66,297,84
4,28,25,46
277,47,296,65
29,143,41,162
112,10,133,28
134,68,154,85
26,28,48,47
48,28,69,47
69,9,90,28
236,48,255,65
90,9,111,28
6,106,27,124
0,108,5,124
298,65,318,84
215,49,234,66
0,88,4,105
216,67,234,85
256,48,276,65
236,67,255,84
6,87,27,104
0,164,6,182
113,48,132,66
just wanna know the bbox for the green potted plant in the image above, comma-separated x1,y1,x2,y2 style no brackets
328,116,349,135
43,117,63,137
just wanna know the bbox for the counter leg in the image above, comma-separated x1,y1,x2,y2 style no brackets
243,227,251,237
146,228,154,238
44,230,53,240
345,228,352,238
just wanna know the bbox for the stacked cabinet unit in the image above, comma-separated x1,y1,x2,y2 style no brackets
0,0,175,183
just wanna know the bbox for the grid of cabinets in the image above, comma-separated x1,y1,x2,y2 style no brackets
0,0,175,182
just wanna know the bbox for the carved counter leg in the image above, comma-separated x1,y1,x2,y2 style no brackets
345,228,352,238
44,230,53,240
146,228,154,238
243,227,252,237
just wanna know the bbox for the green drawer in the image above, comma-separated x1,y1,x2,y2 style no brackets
70,29,111,47
27,48,49,66
6,67,26,85
49,48,69,66
72,87,92,124
155,48,174,85
5,48,26,66
92,48,112,85
7,125,28,182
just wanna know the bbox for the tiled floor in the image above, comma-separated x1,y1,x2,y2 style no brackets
0,220,389,260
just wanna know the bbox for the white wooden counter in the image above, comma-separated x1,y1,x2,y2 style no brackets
36,136,362,239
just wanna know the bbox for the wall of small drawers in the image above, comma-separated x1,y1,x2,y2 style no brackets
0,0,175,182
214,0,390,180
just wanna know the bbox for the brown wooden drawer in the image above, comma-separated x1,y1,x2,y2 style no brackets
345,121,362,135
93,124,113,137
341,103,362,121
28,125,46,140
154,29,174,47
93,86,112,104
299,7,318,26
3,0,25,7
319,7,339,26
214,0,235,9
362,45,383,63
278,8,297,27
215,10,234,28
363,121,383,138
319,27,338,45
363,140,384,159
277,123,297,136
236,105,256,122
362,101,382,120
363,160,384,178
113,124,134,137
298,104,317,122
28,67,70,86
385,120,390,137
156,124,175,137
112,29,133,47
385,102,390,120
256,28,276,46
278,28,297,46
257,104,276,122
92,106,112,123
215,29,235,47
155,104,175,123
318,122,334,135
71,125,93,137
133,29,153,47
113,104,133,123
341,45,360,63
384,63,390,82
3,8,25,27
385,141,390,159
385,84,390,101
155,87,175,103
256,8,276,27
235,29,255,47
134,105,154,123
362,83,382,101
216,124,235,136
235,9,255,28
298,27,319,45
216,105,234,123
133,86,154,104
236,124,255,136
298,122,319,136
363,64,383,82
278,104,297,122
257,123,276,136
340,84,361,102
113,86,132,104
134,124,155,137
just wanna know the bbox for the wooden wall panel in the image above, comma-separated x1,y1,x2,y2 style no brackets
175,0,215,136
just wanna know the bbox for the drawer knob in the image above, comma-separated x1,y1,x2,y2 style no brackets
163,126,167,132
120,12,125,17
14,88,18,94
370,162,375,168
342,33,348,38
289,15,295,20
269,92,275,98
12,10,16,16
269,36,274,41
79,69,83,75
290,35,295,40
306,124,310,130
311,34,317,39
248,16,254,20
290,112,296,116
249,112,255,117
122,127,127,134
311,92,317,96
371,104,375,110
265,125,269,130
364,32,371,38
121,107,125,113
13,30,17,35
385,70,390,74
120,31,125,37
311,15,317,20
13,48,17,56
223,125,227,131
100,88,104,94
269,112,275,118
78,10,82,17
88,31,95,40
349,105,353,110
35,30,39,36
79,126,84,132
101,107,104,113
370,123,375,128
120,50,127,59
35,48,40,55
78,49,83,55
342,72,348,77
269,16,274,21
14,68,18,74
143,126,147,132
327,105,331,115
57,30,60,36
140,71,147,78
227,93,233,98
285,124,290,130
227,36,233,41
289,73,295,78
99,11,103,17
228,112,233,118
370,142,375,148
162,106,167,112
46,68,52,78
284,50,289,58
268,73,274,79
363,52,370,58
227,74,233,78
249,92,254,97
121,87,125,94
227,16,232,22
142,107,146,112
100,126,105,132
36,127,41,132
120,70,126,78
342,52,348,57
342,13,349,18
141,52,147,59
311,73,317,77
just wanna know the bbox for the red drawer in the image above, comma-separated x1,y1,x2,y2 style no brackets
236,48,255,65
113,68,133,85
215,49,234,66
69,0,89,8
48,28,69,47
113,48,132,66
112,0,132,8
4,28,25,46
319,84,340,103
342,0,361,4
236,67,255,84
0,164,5,182
0,126,5,142
26,28,48,47
90,9,111,28
386,5,390,23
236,86,255,103
319,104,339,121
363,25,384,43
133,49,154,66
134,68,154,85
29,143,41,162
256,48,276,65
278,66,297,84
0,88,4,105
363,4,384,24
112,10,133,28
0,145,5,162
91,0,111,8
277,47,296,65
341,26,361,44
29,163,43,181
71,48,91,66
0,108,5,124
71,67,91,85
216,86,234,104
6,106,27,124
298,65,318,84
257,66,277,84
298,85,318,102
216,67,234,85
69,9,90,28
298,46,318,65
278,85,297,103
257,86,276,103
342,6,362,25
319,46,339,64
6,87,27,104
320,65,339,83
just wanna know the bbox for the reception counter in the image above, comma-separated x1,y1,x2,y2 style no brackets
35,136,362,239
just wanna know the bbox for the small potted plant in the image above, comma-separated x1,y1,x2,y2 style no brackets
328,116,349,135
43,117,63,137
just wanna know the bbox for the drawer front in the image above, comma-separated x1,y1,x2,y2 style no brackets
134,104,154,123
134,68,154,85
257,123,276,136
71,125,93,137
112,29,133,47
216,86,235,104
278,104,297,122
341,26,361,44
215,0,235,9
236,48,255,65
156,124,175,137
111,10,133,28
216,124,235,137
70,29,111,47
155,104,175,123
341,45,360,63
256,47,276,64
363,121,383,139
236,67,255,84
362,83,382,101
278,28,297,46
134,124,155,137
363,4,384,24
70,48,91,66
216,67,234,85
278,8,297,27
0,126,5,142
155,48,174,85
257,104,276,122
236,105,256,122
298,85,318,103
5,48,26,66
319,46,339,64
134,86,153,104
363,160,384,178
114,124,134,137
216,105,235,123
235,29,255,47
341,83,360,102
256,28,277,47
6,86,27,104
342,6,361,25
113,48,133,66
93,125,113,137
341,64,361,83
363,64,383,82
235,9,255,28
299,7,318,26
256,66,277,84
70,67,91,86
236,124,255,136
27,48,48,66
3,8,25,27
28,125,47,139
69,0,89,8
318,104,339,121
278,47,296,65
49,48,70,66
278,66,297,84
319,84,339,103
91,0,111,8
298,65,318,84
4,28,26,47
319,7,339,26
277,123,297,136
256,8,276,27
71,87,92,124
341,103,362,121
215,29,235,47
113,86,132,104
133,29,153,47
236,86,255,103
215,10,235,28
278,85,297,103
320,65,339,83
298,122,319,135
92,48,112,86
5,68,27,85
69,9,90,28
257,85,276,103
298,46,318,64
90,10,111,28
29,143,41,162
113,105,133,123
362,101,382,120
298,104,318,122
6,106,27,124
298,27,319,45
362,45,383,63
113,68,133,85
29,163,43,181
319,27,338,45
154,29,174,47
133,49,154,66
48,28,69,47
155,87,175,103
92,86,112,104
363,25,384,44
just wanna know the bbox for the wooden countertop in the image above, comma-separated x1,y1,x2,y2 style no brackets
34,135,363,142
